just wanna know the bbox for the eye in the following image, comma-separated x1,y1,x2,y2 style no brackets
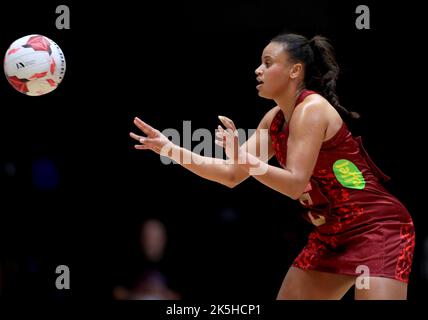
264,61,272,68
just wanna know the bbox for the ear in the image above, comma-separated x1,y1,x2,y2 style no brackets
290,63,303,79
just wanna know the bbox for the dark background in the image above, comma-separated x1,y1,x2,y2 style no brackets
0,0,426,301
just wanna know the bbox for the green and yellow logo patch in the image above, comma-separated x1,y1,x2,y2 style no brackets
333,159,365,190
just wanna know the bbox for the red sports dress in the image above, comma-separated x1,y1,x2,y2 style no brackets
270,90,415,283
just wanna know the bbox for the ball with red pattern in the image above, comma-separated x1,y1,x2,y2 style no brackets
3,35,66,96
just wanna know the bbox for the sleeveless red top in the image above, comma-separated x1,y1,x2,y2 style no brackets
269,90,415,282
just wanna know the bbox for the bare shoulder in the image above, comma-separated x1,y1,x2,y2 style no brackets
291,94,335,127
290,94,342,141
258,105,281,129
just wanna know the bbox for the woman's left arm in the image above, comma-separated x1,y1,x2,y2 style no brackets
218,102,328,199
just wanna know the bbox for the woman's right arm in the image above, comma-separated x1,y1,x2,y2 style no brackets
130,107,278,188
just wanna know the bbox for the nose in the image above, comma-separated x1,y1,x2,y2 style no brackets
255,64,263,76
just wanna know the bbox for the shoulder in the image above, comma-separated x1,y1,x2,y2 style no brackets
290,94,330,128
289,94,330,137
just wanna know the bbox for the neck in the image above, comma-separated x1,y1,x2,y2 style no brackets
274,84,305,122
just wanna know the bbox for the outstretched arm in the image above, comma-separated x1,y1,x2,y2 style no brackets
130,112,275,188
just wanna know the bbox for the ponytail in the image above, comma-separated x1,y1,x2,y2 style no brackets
307,36,360,120
271,33,360,120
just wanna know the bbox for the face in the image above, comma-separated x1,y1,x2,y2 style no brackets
255,42,299,99
141,219,167,262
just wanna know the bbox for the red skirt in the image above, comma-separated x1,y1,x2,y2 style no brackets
293,196,415,283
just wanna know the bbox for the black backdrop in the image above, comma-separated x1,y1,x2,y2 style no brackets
1,0,426,302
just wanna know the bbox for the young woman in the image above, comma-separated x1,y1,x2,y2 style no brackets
130,33,415,300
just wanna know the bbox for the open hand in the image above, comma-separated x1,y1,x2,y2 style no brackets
130,117,173,156
215,115,243,163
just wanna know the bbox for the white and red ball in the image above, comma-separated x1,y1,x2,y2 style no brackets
3,35,66,96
